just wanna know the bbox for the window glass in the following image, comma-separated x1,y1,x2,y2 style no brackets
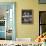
39,0,46,4
0,3,16,40
39,11,46,35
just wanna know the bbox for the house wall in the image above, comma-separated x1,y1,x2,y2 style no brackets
0,0,46,40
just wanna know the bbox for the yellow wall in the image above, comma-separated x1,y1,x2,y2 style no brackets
16,0,39,39
0,0,46,40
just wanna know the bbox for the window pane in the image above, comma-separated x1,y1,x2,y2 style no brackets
0,26,5,31
40,25,42,34
0,21,5,26
0,2,16,40
39,0,46,3
6,29,12,40
0,32,5,40
40,25,46,34
40,11,46,24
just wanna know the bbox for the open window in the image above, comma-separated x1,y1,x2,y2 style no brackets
0,2,16,40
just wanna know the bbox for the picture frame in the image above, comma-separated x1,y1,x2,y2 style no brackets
22,9,33,24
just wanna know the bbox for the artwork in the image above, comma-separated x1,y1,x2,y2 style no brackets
22,10,33,24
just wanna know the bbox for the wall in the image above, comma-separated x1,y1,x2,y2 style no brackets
16,0,39,40
39,4,46,11
0,0,46,40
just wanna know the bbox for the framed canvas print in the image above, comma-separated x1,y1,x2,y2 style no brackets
22,10,33,24
0,2,16,40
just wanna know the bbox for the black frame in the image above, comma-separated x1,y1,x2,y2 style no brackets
22,9,33,24
39,11,46,35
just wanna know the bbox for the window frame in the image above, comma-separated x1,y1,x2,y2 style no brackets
0,2,16,40
39,11,46,35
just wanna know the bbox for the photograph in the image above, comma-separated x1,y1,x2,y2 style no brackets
22,10,33,24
